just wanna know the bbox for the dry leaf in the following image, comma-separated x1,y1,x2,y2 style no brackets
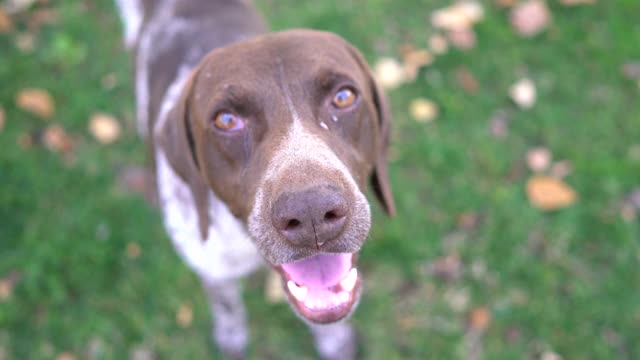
428,34,448,55
265,269,285,303
495,0,518,7
130,347,156,360
622,62,640,81
101,72,118,90
16,88,55,119
409,98,438,123
457,212,481,231
550,160,572,178
526,176,578,210
17,132,33,149
89,113,122,144
127,242,141,259
431,1,484,31
431,255,463,281
511,0,551,37
401,46,433,81
526,147,552,172
620,203,636,222
42,124,74,153
117,166,148,195
540,351,562,360
176,303,193,328
445,288,470,312
455,67,479,93
489,110,510,138
0,106,5,132
373,57,406,89
447,28,477,50
27,8,59,31
510,78,537,109
0,7,13,33
560,0,595,5
468,306,491,332
56,352,76,360
15,32,36,53
0,280,12,301
3,0,38,13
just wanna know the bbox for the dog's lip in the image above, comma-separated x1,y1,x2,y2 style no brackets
274,252,361,324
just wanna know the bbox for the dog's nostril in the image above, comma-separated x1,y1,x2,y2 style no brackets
324,210,339,221
285,219,302,230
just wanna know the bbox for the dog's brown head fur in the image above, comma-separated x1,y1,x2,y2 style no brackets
158,29,394,323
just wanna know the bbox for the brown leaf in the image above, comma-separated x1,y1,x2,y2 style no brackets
526,147,552,172
27,8,59,31
431,1,484,31
428,34,448,55
550,160,572,179
17,132,33,149
401,46,433,81
495,0,518,7
0,7,14,33
511,0,551,37
89,113,122,144
15,32,36,53
101,72,118,90
447,27,477,50
540,351,563,360
127,242,141,259
16,88,55,119
4,0,39,13
117,166,149,195
0,106,5,132
56,352,76,360
457,212,481,231
409,98,438,123
176,303,193,328
526,176,578,210
431,254,463,282
468,306,491,332
455,67,479,93
42,124,74,153
560,0,595,5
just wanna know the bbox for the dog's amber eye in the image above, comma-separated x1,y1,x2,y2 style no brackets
332,87,357,108
213,112,244,131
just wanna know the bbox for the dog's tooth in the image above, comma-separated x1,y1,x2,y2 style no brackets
287,281,308,302
340,268,358,292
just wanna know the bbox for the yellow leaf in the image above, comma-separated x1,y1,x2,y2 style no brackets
176,303,193,328
526,176,578,210
15,88,55,119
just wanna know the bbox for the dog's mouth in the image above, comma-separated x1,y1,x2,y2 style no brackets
275,252,361,324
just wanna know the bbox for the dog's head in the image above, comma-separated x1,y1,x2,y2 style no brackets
158,29,395,324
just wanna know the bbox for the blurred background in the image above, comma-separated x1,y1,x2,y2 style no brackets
1,0,639,359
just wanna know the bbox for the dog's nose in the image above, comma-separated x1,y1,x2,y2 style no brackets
272,185,348,248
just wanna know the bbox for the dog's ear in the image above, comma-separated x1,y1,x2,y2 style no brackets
345,43,397,218
155,69,212,238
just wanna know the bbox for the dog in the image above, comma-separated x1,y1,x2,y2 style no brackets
116,0,395,358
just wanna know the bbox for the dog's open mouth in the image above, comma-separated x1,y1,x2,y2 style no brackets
275,253,360,324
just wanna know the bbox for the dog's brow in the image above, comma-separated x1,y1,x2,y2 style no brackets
277,59,301,124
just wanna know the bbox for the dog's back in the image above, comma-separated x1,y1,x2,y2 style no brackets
116,0,266,138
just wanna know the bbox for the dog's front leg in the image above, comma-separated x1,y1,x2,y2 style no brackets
308,322,357,360
202,278,249,360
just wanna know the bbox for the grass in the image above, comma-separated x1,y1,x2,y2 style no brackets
1,0,639,358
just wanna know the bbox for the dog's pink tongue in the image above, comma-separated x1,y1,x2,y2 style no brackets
282,253,351,288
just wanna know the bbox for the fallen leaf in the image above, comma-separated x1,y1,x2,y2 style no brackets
0,7,13,33
101,72,118,90
176,303,193,328
3,0,38,13
511,0,551,37
457,212,481,231
373,57,407,89
0,280,11,301
509,78,537,109
489,110,510,138
445,287,470,312
409,98,439,123
455,67,479,93
428,34,448,55
56,352,76,360
130,346,156,360
127,242,141,259
431,1,484,31
540,351,562,360
495,0,518,7
430,254,463,282
526,175,578,210
27,8,59,31
42,124,74,153
622,62,640,81
550,160,572,178
15,32,36,53
526,147,552,172
447,27,477,50
401,46,433,81
17,132,33,149
468,306,491,332
117,166,149,195
620,203,636,222
16,88,55,119
89,113,122,144
265,269,285,303
560,0,595,5
0,106,5,132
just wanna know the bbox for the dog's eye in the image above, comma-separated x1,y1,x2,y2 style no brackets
213,112,245,132
332,87,357,109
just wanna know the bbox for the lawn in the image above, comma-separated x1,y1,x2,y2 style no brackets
1,0,639,359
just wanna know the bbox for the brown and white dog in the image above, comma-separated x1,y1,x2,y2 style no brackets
116,0,395,358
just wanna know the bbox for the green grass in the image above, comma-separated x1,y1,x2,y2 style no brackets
1,1,639,358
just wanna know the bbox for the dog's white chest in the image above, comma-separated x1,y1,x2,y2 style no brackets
155,149,262,281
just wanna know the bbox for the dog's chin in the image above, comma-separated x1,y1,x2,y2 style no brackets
274,252,362,324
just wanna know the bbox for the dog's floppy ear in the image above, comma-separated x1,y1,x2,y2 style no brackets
155,68,212,238
345,43,397,217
